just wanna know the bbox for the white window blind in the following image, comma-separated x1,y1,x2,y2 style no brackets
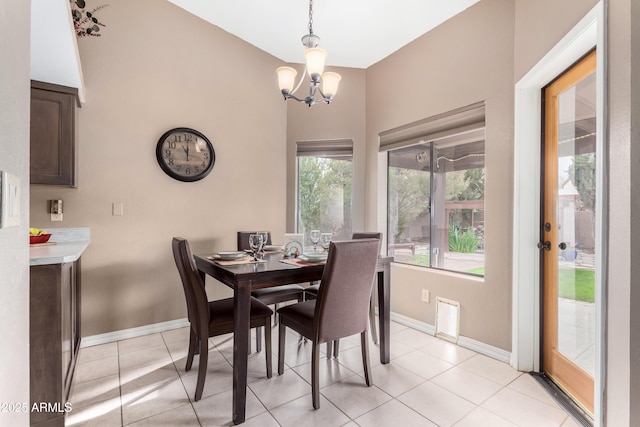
296,139,353,159
379,101,486,152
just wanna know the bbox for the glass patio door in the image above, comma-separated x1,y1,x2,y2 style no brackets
541,49,596,415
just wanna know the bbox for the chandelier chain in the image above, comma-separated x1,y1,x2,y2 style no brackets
308,0,314,35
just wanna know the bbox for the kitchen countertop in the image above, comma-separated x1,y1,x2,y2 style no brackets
29,227,90,266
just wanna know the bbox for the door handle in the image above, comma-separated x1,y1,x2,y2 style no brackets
558,242,567,250
537,241,551,251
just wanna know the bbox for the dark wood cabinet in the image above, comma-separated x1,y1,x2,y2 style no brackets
30,259,82,427
30,81,80,187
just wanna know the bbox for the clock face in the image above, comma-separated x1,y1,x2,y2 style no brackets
156,128,215,182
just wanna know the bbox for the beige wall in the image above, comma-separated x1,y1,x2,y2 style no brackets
628,3,640,425
0,1,31,424
365,0,516,351
30,0,288,336
514,0,598,81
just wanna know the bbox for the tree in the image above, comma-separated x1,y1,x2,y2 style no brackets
457,168,485,201
388,167,430,240
298,157,352,239
568,153,596,212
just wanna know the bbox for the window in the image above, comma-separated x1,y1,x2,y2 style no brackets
382,103,485,276
296,139,353,243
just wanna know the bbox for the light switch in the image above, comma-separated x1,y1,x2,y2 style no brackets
0,171,20,228
112,202,124,216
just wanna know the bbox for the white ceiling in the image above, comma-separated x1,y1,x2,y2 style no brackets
167,0,480,69
31,0,85,101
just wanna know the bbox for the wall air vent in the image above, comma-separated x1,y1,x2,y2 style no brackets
435,297,460,343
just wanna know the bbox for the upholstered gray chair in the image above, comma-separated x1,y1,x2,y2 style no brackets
305,232,382,356
172,237,273,401
237,231,306,352
277,239,380,409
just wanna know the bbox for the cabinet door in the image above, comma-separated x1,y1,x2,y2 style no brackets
30,83,76,186
30,264,64,426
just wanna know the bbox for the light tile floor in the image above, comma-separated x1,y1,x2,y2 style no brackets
66,320,580,426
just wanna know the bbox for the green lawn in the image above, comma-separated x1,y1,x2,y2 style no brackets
558,268,595,303
465,267,595,303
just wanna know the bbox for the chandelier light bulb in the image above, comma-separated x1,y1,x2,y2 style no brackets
304,48,327,81
276,66,298,93
321,72,341,98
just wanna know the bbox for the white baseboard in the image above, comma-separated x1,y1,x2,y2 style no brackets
390,311,511,364
81,312,511,365
81,318,190,348
390,311,436,335
457,335,511,364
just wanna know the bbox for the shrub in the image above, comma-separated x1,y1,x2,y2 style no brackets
448,226,479,253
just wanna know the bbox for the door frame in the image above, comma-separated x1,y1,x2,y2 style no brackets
512,2,606,426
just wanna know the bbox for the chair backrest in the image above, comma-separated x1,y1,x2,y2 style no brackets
352,231,383,253
172,237,210,336
237,231,272,251
314,239,380,343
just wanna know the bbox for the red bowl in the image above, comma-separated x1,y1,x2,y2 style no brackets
30,234,52,244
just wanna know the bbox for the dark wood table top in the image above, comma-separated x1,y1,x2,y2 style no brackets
194,253,326,289
194,252,392,290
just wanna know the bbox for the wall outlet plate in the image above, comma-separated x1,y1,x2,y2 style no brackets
0,171,20,228
421,289,430,303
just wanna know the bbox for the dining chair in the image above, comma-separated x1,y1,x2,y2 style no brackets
172,237,273,402
277,239,380,409
237,231,306,352
305,232,383,357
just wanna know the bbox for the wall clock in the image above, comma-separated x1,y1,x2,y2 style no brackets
156,127,215,182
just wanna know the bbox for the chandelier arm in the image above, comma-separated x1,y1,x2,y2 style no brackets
289,64,308,96
317,87,333,104
284,93,306,103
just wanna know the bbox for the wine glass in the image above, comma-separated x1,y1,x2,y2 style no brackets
320,233,332,251
249,234,263,261
309,229,321,251
257,231,269,254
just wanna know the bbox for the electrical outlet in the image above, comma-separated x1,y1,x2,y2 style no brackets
51,213,63,222
421,289,430,303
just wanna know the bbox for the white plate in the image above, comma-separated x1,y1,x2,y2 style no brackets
298,254,327,263
216,251,247,260
263,245,283,252
301,252,328,260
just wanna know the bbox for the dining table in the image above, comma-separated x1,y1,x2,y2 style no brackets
194,251,393,425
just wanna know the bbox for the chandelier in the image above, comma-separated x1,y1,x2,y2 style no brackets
276,0,341,107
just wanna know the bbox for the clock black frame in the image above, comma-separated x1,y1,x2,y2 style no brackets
155,127,216,182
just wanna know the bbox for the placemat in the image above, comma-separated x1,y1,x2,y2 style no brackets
207,256,267,266
279,258,326,267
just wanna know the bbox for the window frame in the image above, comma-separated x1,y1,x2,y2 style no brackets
380,103,486,277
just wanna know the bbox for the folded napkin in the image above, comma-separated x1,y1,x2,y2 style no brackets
279,258,326,267
207,256,267,266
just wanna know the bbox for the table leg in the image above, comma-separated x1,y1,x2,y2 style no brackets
233,282,251,424
377,267,391,364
